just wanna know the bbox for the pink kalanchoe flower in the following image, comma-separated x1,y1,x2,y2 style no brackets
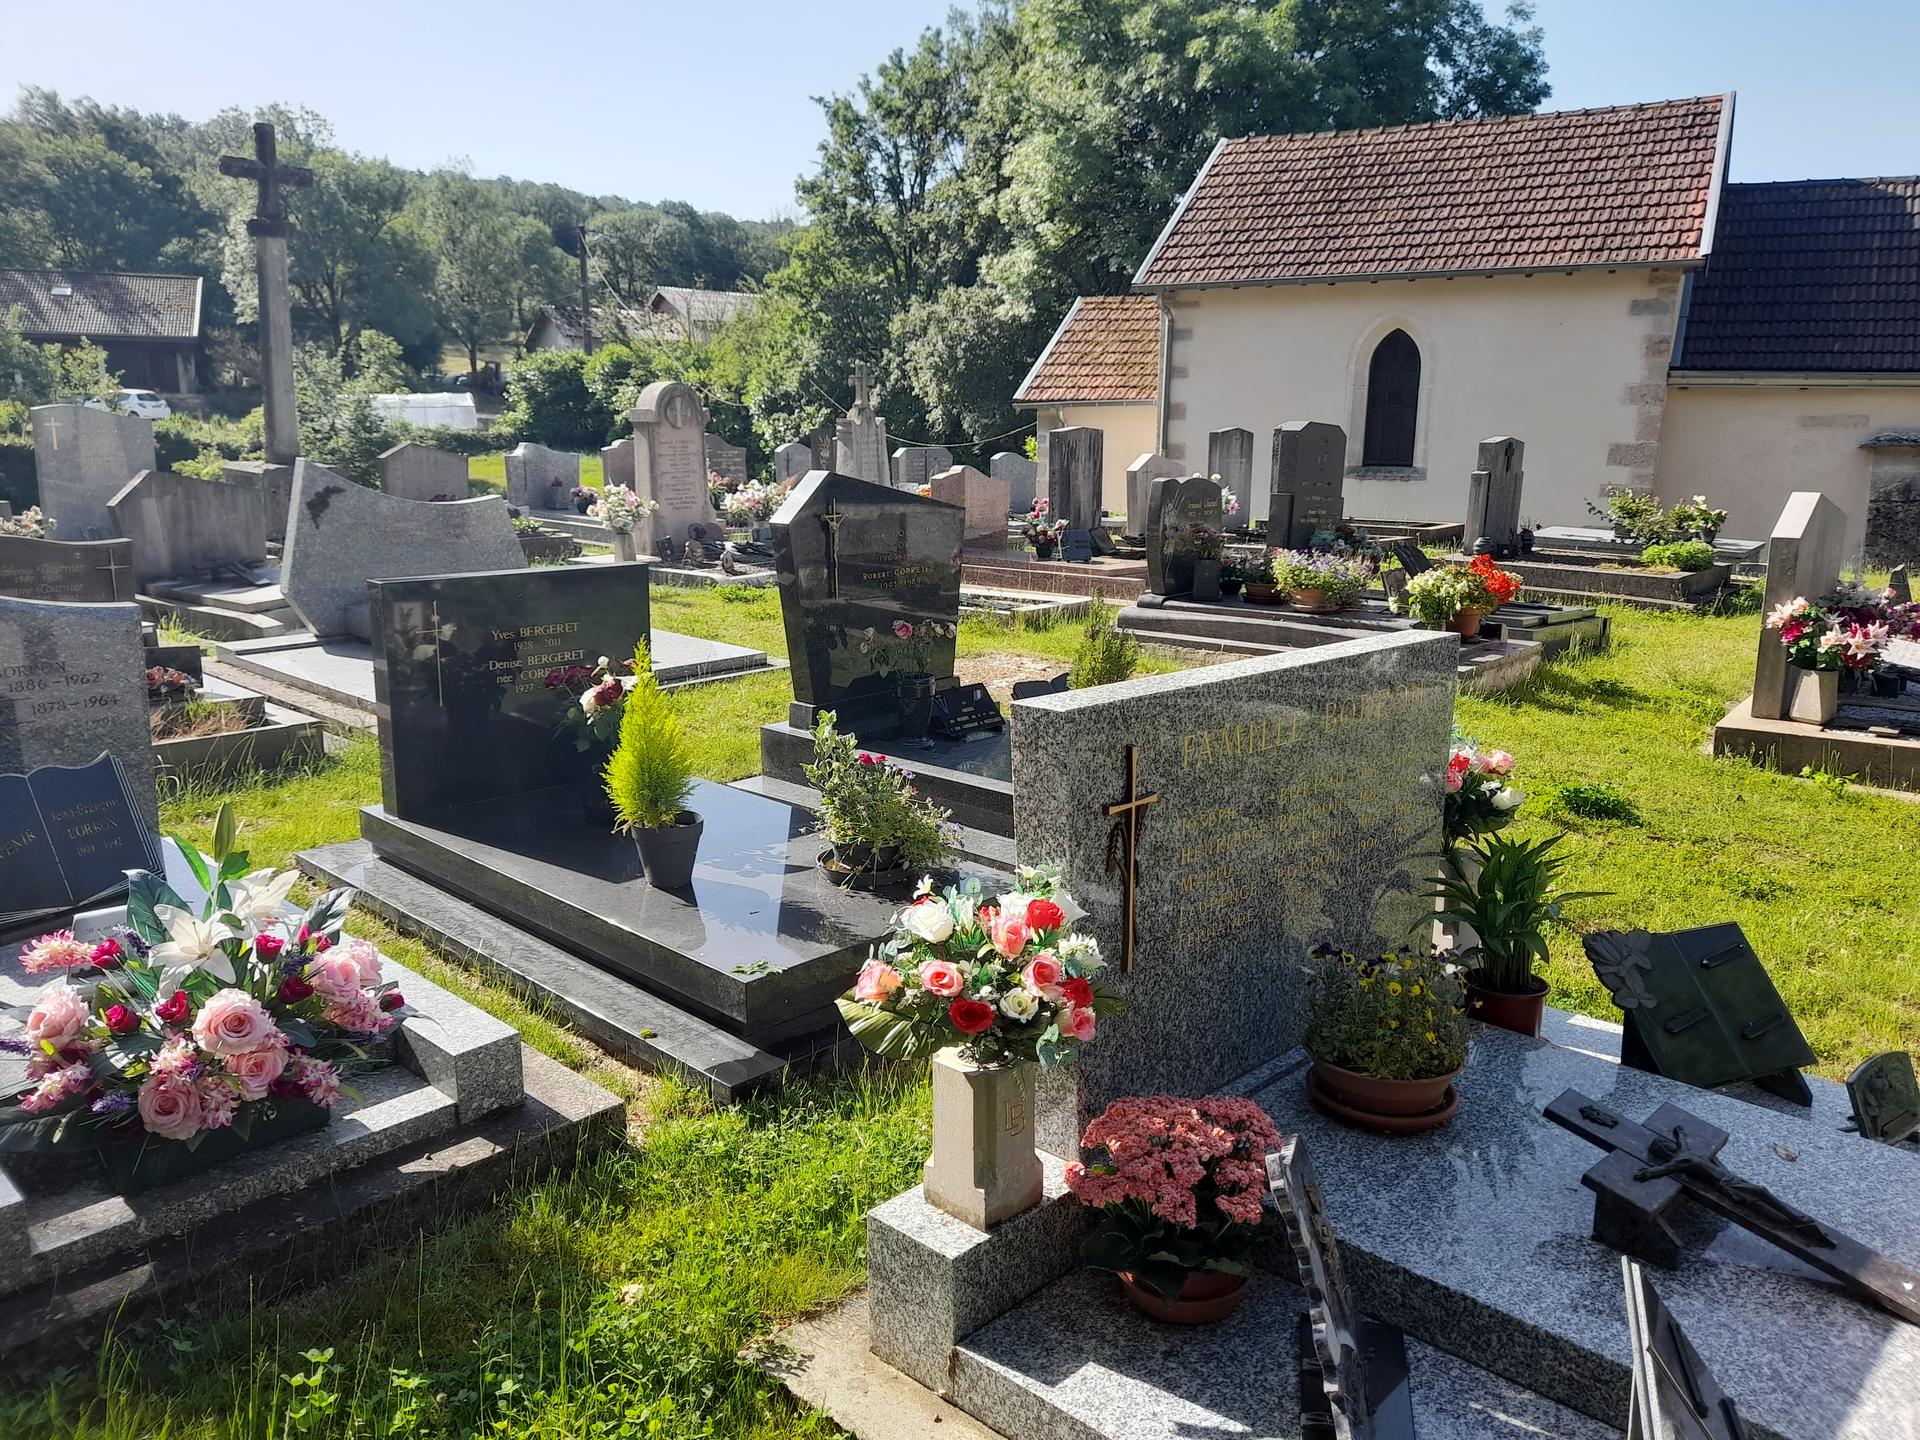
150,1036,199,1077
19,930,94,975
323,991,392,1036
286,1055,343,1107
18,1061,91,1113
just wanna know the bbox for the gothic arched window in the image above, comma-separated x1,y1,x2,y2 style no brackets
1362,329,1420,467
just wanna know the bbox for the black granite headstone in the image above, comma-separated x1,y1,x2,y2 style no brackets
0,752,162,933
1845,1052,1920,1146
1270,422,1347,550
770,471,963,729
1145,475,1225,596
0,535,137,603
370,564,652,819
1584,924,1816,1105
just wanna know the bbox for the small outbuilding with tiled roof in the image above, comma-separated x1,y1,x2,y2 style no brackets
0,268,203,396
1015,295,1163,513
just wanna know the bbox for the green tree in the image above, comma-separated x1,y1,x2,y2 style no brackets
407,171,523,375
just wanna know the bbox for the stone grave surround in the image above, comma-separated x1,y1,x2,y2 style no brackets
282,459,526,642
770,470,963,731
504,441,582,511
107,469,269,589
705,433,749,486
1270,420,1347,550
29,404,156,542
1144,474,1223,596
990,451,1038,515
1752,490,1848,721
377,441,470,503
891,445,954,492
0,534,136,604
1048,426,1105,532
1124,452,1182,538
0,593,156,829
1465,435,1524,556
929,464,1009,547
631,381,722,549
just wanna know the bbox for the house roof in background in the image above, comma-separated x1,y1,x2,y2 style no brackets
1675,178,1920,373
646,287,758,328
1015,295,1162,406
1134,95,1731,289
0,268,202,341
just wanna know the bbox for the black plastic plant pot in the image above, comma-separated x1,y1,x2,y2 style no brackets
97,1096,333,1195
633,811,704,889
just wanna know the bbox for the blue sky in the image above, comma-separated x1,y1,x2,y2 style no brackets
1,0,1914,217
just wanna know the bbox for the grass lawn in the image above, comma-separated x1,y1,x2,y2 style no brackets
466,453,606,498
8,593,1916,1437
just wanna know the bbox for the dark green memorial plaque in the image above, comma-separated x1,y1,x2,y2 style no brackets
1584,924,1815,1106
1845,1052,1920,1146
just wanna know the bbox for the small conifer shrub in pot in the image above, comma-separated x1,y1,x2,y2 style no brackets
603,640,702,889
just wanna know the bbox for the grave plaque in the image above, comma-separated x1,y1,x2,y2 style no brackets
1387,540,1432,576
1207,428,1256,523
1585,925,1816,1104
928,682,1003,739
770,471,962,729
1466,436,1525,558
0,753,162,934
107,469,269,587
1621,1259,1752,1440
1271,422,1347,550
1144,474,1223,596
370,565,651,819
631,381,721,549
1845,1052,1920,1146
705,433,748,486
990,451,1038,515
1124,452,1182,538
0,535,136,603
890,445,953,492
1049,426,1104,532
29,403,156,541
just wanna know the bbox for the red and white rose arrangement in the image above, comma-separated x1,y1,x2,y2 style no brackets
1442,738,1522,847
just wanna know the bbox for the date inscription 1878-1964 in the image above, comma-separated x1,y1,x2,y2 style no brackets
1545,1088,1920,1327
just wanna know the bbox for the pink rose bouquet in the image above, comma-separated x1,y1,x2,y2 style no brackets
1443,737,1523,847
1066,1095,1283,1303
0,803,408,1163
836,865,1117,1066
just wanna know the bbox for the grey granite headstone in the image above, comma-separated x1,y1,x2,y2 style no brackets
630,381,721,550
1207,428,1255,521
834,364,891,486
378,442,469,503
107,469,268,588
991,451,1039,515
929,465,1010,547
29,404,155,541
1049,426,1104,532
773,441,814,484
1270,421,1347,549
705,434,748,486
222,460,294,543
0,536,136,603
1013,630,1457,1156
1145,474,1223,596
1466,435,1525,557
283,458,526,641
1753,491,1848,721
0,594,156,828
601,437,636,492
890,446,954,492
1124,452,1182,538
504,442,580,511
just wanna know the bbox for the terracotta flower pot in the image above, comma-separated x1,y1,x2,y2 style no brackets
1306,1057,1460,1135
1244,582,1284,606
1464,976,1548,1038
1117,1269,1249,1325
1291,587,1335,612
1447,606,1489,639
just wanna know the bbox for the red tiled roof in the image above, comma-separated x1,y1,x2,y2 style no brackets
1015,295,1161,405
1676,178,1920,373
1134,96,1730,289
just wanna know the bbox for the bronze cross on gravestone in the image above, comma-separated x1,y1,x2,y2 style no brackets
820,499,846,599
1101,744,1159,972
218,122,313,236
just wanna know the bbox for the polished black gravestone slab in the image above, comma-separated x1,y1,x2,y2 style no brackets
0,535,136,603
770,470,963,733
1622,1258,1751,1440
370,564,650,819
361,777,1011,1046
1585,924,1816,1105
0,752,162,938
1143,474,1224,599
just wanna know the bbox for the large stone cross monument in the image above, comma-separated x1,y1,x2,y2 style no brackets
220,122,313,468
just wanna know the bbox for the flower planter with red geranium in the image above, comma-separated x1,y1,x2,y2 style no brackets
836,868,1117,1229
1067,1096,1283,1324
1393,554,1522,636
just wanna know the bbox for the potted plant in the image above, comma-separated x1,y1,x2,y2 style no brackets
1666,494,1728,544
1394,565,1477,633
570,485,595,515
1273,550,1375,612
1765,593,1890,725
1586,485,1668,546
1020,499,1067,559
836,868,1115,1228
1186,524,1225,600
1219,557,1247,598
802,711,951,883
588,487,657,562
1242,552,1282,604
1303,942,1470,1134
602,640,702,888
546,653,639,823
1068,1096,1282,1324
0,804,404,1194
1428,834,1603,1038
859,618,958,737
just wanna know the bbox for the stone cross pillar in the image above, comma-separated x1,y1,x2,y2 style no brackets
220,123,313,467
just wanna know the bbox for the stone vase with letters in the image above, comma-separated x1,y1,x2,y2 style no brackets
922,1048,1043,1229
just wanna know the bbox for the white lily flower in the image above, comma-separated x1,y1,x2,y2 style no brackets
1491,785,1525,812
150,905,239,993
227,869,298,927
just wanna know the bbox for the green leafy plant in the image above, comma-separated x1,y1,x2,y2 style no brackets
1304,944,1470,1080
802,711,950,870
1548,781,1641,825
1427,833,1606,993
1394,565,1477,626
603,641,694,832
1586,485,1669,544
1068,601,1140,689
1640,540,1716,572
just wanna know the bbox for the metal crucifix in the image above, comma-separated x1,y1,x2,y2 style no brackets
820,499,846,598
1101,744,1159,972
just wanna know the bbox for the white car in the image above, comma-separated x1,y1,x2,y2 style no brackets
83,389,172,420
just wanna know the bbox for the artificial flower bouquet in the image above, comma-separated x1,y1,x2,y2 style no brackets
588,486,656,535
836,866,1118,1067
1766,593,1890,672
0,805,406,1189
721,478,781,528
146,665,198,702
545,652,639,751
1066,1095,1282,1304
803,710,953,875
1443,739,1522,846
1020,498,1067,549
858,617,956,678
0,505,53,539
1271,549,1375,607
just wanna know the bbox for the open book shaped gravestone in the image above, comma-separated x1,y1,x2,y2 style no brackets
1584,924,1816,1105
1622,1257,1752,1440
1845,1052,1920,1146
1545,1089,1920,1326
1387,541,1432,576
0,753,163,935
1265,1138,1415,1440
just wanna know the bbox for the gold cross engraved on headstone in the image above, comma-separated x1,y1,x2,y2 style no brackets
820,498,846,599
43,414,60,450
1101,744,1159,972
404,602,448,707
95,550,132,600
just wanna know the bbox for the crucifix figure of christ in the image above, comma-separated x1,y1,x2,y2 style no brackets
218,122,313,467
819,499,847,599
1102,744,1159,972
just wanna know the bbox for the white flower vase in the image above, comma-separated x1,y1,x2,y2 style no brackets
613,531,640,563
923,1047,1043,1230
1787,666,1838,726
